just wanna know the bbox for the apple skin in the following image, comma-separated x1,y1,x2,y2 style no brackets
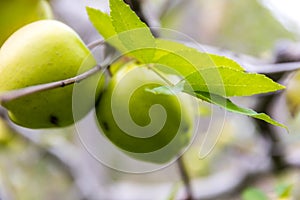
0,0,53,46
0,20,104,128
96,62,196,163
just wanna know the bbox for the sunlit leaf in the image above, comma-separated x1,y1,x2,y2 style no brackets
87,0,287,129
109,0,155,62
154,39,244,71
170,67,284,97
86,7,116,39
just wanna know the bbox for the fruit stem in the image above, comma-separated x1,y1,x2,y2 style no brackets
148,64,194,199
177,156,194,200
147,64,174,86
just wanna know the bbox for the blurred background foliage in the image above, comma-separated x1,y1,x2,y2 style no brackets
1,0,300,199
159,0,296,56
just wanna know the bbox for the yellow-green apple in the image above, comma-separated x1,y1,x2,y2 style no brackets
0,0,53,46
96,61,196,163
0,20,104,128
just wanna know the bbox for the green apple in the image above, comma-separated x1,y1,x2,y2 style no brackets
286,70,300,117
0,20,104,128
96,61,196,163
0,0,53,46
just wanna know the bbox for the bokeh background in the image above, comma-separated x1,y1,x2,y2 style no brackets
1,0,300,199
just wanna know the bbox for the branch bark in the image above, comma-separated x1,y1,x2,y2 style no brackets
177,156,194,200
0,64,103,105
0,40,106,105
1,39,300,106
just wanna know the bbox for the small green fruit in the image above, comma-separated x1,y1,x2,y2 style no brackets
0,20,104,128
96,62,195,163
0,0,53,46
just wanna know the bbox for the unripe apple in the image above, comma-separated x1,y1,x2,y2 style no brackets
0,20,104,128
96,62,196,163
0,0,53,46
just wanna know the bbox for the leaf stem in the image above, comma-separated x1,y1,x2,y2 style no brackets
147,64,174,86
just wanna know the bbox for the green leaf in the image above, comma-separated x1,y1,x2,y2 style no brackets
242,188,268,200
145,39,245,79
154,39,244,73
150,86,287,129
87,1,243,74
193,91,287,130
109,0,155,63
86,6,127,54
177,67,284,97
110,0,150,33
86,7,116,39
87,0,287,130
150,65,285,97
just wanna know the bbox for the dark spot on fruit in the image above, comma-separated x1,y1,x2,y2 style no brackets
102,121,109,131
50,115,59,125
182,125,189,133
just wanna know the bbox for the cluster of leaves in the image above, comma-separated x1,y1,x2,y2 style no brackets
87,0,286,129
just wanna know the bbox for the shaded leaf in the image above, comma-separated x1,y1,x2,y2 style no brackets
150,86,287,130
192,91,287,130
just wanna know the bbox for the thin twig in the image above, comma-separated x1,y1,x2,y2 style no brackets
184,42,300,74
245,61,300,74
0,64,103,105
0,39,106,105
177,156,194,200
147,64,196,199
147,64,194,199
2,35,300,105
87,39,105,50
254,94,288,172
